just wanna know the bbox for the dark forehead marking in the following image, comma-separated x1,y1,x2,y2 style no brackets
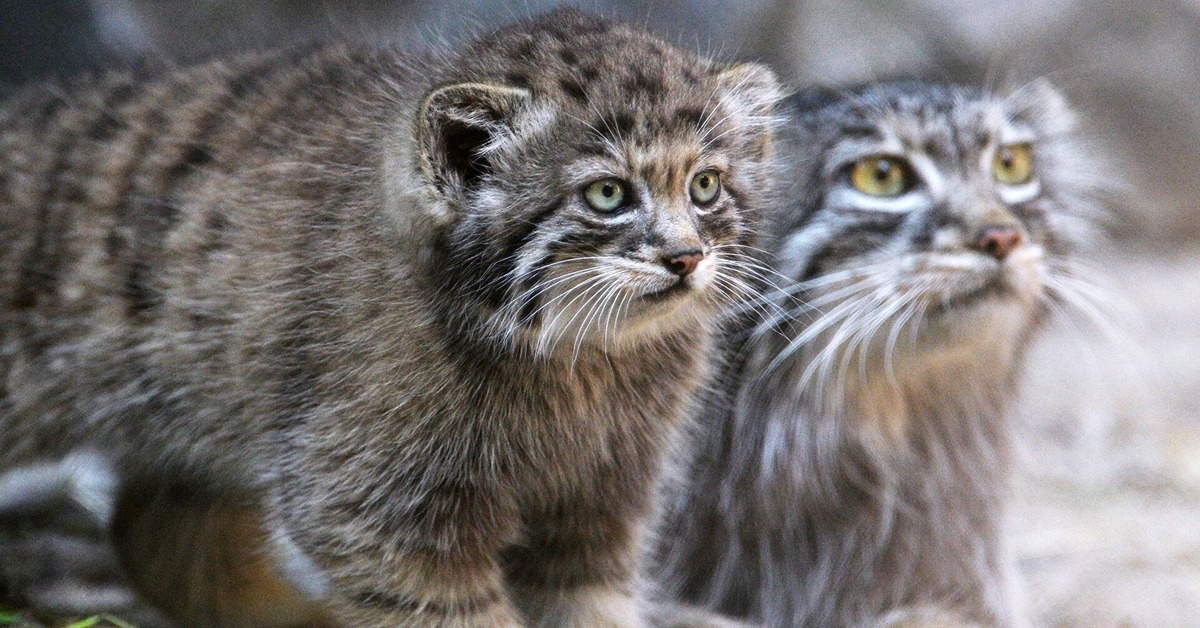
640,160,671,184
829,121,882,141
576,137,613,157
970,124,992,149
624,68,665,100
675,105,705,129
605,111,637,138
559,77,588,103
948,121,967,161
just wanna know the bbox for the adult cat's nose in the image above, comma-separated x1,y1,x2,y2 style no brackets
663,249,704,276
975,226,1023,260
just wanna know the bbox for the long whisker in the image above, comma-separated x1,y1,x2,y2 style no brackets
756,277,882,377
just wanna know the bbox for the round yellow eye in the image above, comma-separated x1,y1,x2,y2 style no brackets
849,157,911,197
583,178,628,212
689,170,721,205
993,143,1034,185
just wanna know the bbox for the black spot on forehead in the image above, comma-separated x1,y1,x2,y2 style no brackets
675,106,705,130
576,137,614,157
623,68,665,100
559,78,588,103
606,111,637,138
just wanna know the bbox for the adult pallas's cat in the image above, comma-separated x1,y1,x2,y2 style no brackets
657,81,1106,627
0,10,780,626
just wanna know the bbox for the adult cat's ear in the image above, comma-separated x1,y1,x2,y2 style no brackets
713,62,783,123
417,82,532,200
1010,78,1076,135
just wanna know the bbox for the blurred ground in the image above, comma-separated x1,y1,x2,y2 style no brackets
1013,248,1200,627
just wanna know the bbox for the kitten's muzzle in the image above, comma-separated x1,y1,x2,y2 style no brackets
662,249,704,277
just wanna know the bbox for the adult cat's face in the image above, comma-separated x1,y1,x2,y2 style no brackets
418,12,781,356
770,81,1101,370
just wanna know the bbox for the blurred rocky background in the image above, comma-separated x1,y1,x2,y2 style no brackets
2,1,1197,625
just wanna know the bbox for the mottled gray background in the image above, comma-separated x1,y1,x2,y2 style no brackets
2,1,1197,625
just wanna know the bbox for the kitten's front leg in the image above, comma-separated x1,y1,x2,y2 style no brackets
272,474,526,627
504,499,648,627
323,554,525,628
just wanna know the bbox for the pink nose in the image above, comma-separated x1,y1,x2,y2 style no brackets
663,250,704,276
976,226,1023,260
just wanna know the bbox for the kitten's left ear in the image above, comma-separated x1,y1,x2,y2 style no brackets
713,62,784,122
416,82,533,202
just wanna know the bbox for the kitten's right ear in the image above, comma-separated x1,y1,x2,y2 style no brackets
417,82,532,201
713,62,784,122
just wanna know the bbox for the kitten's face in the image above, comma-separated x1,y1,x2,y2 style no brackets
419,12,780,355
772,82,1098,366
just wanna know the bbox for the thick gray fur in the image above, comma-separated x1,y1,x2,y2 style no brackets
0,9,782,626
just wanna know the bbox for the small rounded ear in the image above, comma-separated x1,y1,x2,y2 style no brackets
416,82,532,198
712,62,784,121
1010,78,1076,134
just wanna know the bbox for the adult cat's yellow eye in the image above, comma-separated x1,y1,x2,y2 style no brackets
849,156,911,197
583,178,628,212
993,143,1034,185
689,170,721,205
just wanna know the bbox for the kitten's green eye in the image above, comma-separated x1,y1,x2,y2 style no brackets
689,170,722,206
849,156,911,197
993,143,1034,185
583,179,628,213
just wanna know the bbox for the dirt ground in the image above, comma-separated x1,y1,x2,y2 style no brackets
1011,248,1200,627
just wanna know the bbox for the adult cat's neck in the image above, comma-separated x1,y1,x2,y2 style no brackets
744,333,1021,499
720,333,1025,625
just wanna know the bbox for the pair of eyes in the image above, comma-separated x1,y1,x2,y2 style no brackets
848,143,1035,197
581,170,722,213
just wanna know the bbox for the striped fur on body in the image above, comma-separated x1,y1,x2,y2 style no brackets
656,82,1107,626
0,10,781,626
